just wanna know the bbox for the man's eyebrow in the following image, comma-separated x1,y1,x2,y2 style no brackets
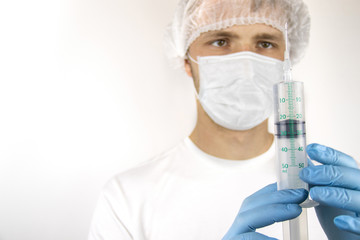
201,31,240,39
253,33,283,41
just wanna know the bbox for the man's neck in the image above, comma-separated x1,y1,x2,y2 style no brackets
190,103,274,160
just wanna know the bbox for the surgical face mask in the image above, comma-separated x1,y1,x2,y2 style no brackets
189,51,284,131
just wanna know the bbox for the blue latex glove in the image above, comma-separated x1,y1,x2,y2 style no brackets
222,183,307,240
299,143,360,240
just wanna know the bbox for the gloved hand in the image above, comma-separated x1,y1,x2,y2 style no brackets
222,183,307,240
299,143,360,240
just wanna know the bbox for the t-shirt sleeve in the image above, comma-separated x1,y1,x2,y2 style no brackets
88,180,133,240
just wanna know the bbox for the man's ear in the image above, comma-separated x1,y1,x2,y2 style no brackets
184,59,193,78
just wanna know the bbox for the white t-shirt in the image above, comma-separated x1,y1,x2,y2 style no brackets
88,138,326,240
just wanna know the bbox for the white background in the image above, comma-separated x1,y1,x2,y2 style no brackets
0,0,359,239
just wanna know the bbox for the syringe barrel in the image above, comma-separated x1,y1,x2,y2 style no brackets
274,81,306,128
273,81,308,191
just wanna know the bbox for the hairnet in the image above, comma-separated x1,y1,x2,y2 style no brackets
164,0,310,68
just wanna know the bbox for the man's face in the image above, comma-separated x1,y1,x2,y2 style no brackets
185,24,286,92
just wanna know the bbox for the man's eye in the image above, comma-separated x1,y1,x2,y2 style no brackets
258,42,273,49
211,39,228,47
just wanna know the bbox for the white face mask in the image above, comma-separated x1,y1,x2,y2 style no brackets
189,51,284,131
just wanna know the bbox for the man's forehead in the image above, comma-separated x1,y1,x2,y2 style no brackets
198,24,284,41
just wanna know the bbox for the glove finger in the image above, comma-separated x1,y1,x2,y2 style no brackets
307,157,315,167
245,183,277,199
334,216,360,236
241,188,307,212
313,204,358,240
300,165,360,191
228,232,278,240
306,144,358,169
310,186,360,213
224,204,302,237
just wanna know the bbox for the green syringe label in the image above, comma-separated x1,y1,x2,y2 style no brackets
282,163,288,173
277,114,303,120
279,97,301,103
281,147,304,152
281,163,305,173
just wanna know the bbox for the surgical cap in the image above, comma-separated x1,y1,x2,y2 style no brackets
164,0,311,68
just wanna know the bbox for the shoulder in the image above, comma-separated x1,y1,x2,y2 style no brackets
102,139,188,200
89,139,193,239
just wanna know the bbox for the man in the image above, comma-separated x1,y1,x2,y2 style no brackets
88,0,360,239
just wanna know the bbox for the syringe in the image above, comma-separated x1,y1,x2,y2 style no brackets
273,23,317,240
